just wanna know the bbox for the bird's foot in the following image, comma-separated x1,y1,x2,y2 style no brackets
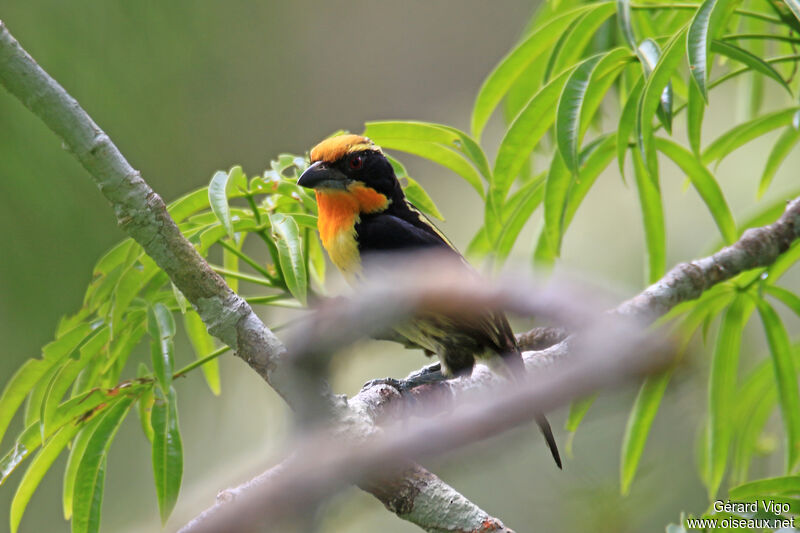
361,363,447,393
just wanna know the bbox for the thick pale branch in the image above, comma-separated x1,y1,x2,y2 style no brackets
617,197,800,320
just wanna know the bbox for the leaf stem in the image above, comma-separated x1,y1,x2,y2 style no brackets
173,346,230,378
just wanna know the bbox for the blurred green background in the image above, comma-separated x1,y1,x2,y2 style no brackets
2,1,799,532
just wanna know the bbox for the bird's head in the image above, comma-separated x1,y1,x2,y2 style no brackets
297,134,401,212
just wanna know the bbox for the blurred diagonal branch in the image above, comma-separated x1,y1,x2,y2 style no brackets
0,20,512,533
178,271,674,532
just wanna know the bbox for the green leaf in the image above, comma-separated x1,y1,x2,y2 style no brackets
616,0,637,50
784,0,800,25
565,394,596,434
631,146,665,283
136,365,155,443
620,370,672,495
403,176,445,221
183,311,221,396
561,135,617,230
471,3,612,138
543,152,571,258
10,423,80,533
307,232,326,286
148,303,176,391
495,173,546,260
637,28,687,160
732,360,778,485
168,189,211,223
706,296,751,499
151,386,183,524
730,475,800,499
549,5,619,76
209,166,246,239
759,126,800,199
617,75,644,177
711,40,792,95
555,54,606,174
687,0,719,100
270,213,307,305
492,67,573,215
364,121,490,181
637,38,675,135
756,300,800,472
72,396,136,533
687,76,705,155
62,412,105,520
655,137,737,245
702,108,797,165
0,323,92,446
41,326,110,440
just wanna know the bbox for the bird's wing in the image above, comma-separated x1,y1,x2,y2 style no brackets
355,210,520,357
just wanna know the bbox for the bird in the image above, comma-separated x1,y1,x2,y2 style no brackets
297,133,561,468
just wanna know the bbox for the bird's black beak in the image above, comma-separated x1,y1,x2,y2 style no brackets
297,161,348,190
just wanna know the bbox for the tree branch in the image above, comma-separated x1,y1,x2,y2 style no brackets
0,20,501,533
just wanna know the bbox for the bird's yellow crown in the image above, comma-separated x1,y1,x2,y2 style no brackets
309,134,380,163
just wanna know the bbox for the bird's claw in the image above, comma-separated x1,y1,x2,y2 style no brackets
362,377,409,393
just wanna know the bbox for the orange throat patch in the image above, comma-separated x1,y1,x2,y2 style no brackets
315,184,389,277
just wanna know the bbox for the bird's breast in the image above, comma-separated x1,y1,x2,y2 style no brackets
315,185,389,278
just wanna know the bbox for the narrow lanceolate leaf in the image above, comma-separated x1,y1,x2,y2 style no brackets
730,475,800,499
471,3,610,137
687,78,705,155
711,40,792,95
403,176,445,221
637,39,675,135
10,424,80,533
621,370,672,495
687,0,718,100
632,147,666,283
706,297,751,500
702,108,797,165
759,127,800,199
209,170,234,239
565,395,596,433
756,300,800,472
637,28,687,160
495,175,545,260
136,365,155,443
543,153,571,258
364,121,490,181
72,396,136,533
151,387,183,524
0,323,91,446
148,303,176,392
655,138,737,245
270,213,307,305
183,311,221,396
62,415,102,520
616,0,637,50
617,75,644,177
492,68,573,215
555,53,607,174
785,0,800,25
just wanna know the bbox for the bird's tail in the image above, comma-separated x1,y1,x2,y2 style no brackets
495,349,563,469
536,414,562,469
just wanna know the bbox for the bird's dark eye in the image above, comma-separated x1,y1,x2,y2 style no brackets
349,155,363,170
